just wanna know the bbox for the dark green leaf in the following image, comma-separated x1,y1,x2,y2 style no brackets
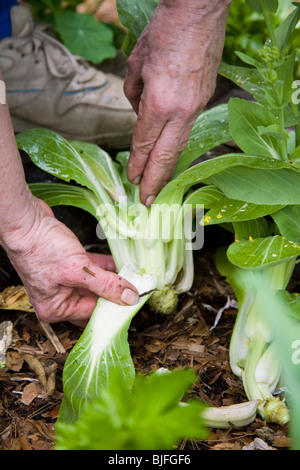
227,235,300,268
29,182,99,218
158,152,300,203
55,369,208,450
228,98,281,158
219,62,267,104
55,11,116,63
209,164,300,205
183,185,223,208
272,206,300,243
16,129,121,203
274,5,300,53
275,51,297,107
116,0,157,55
203,195,283,225
233,218,272,240
174,104,231,177
246,0,278,13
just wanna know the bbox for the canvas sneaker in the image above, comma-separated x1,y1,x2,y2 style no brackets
0,6,136,149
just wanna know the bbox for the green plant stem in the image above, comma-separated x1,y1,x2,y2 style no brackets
296,122,300,148
278,107,288,160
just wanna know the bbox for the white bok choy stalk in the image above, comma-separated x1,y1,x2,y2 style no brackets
216,248,296,425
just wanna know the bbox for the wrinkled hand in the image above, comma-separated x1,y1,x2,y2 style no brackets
124,0,231,206
3,199,139,328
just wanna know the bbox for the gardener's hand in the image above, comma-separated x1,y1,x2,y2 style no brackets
124,0,232,206
1,198,140,328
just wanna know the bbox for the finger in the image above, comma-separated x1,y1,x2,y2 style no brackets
86,252,116,272
33,288,99,325
124,59,144,113
126,105,166,187
69,264,140,306
139,120,193,205
124,73,144,114
65,293,98,323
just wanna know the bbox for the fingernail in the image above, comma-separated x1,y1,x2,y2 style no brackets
133,176,141,185
121,288,140,306
145,195,155,207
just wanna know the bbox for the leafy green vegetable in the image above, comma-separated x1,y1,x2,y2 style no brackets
58,265,156,425
56,368,208,450
24,0,122,63
173,104,231,177
227,236,300,268
216,249,295,424
54,11,116,64
116,0,158,56
246,0,279,14
29,182,99,218
241,273,300,449
271,206,300,243
228,98,282,159
202,196,283,225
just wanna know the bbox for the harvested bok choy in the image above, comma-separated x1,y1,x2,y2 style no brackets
216,247,296,425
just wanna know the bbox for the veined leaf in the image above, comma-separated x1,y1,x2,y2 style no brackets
54,11,116,64
208,165,300,205
246,0,278,13
57,265,157,424
183,185,223,208
219,63,300,126
227,235,300,269
274,4,300,54
70,140,127,201
233,218,271,241
219,62,267,105
16,129,118,204
29,182,99,218
56,369,208,450
228,98,281,159
116,0,157,55
157,152,300,202
203,196,283,225
173,104,231,177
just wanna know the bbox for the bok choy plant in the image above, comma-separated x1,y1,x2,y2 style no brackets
200,0,300,424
